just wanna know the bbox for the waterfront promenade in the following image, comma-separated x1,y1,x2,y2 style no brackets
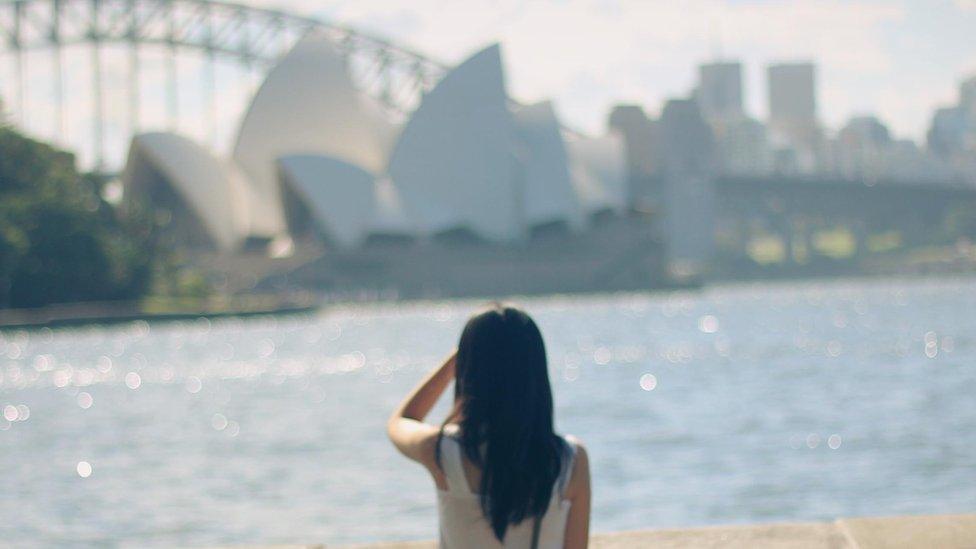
223,513,975,548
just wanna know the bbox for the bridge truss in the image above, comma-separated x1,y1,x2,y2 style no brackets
0,0,446,170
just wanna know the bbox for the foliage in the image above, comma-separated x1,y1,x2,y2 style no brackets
944,203,976,240
0,126,157,308
149,254,213,299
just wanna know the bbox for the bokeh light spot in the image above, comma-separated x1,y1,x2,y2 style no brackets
3,405,18,422
77,461,92,478
124,372,141,389
186,376,202,394
806,434,821,449
828,434,842,449
211,413,228,431
639,373,657,391
698,315,719,333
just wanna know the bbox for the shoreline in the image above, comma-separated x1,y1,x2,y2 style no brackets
2,271,974,331
0,295,320,331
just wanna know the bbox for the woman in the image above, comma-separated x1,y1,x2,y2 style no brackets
387,304,590,548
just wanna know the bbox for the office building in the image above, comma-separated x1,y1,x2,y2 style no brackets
697,61,744,121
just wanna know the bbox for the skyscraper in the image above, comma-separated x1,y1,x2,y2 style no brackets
767,62,822,173
697,62,743,121
927,75,976,159
608,104,661,208
960,75,976,115
658,98,715,276
696,61,772,176
927,107,968,158
768,63,817,124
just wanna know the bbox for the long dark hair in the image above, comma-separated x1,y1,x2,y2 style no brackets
437,304,564,542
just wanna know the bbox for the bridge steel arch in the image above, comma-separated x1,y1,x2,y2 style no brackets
0,0,447,170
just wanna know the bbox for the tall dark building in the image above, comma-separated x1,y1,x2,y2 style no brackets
697,62,744,121
960,75,976,115
608,104,661,210
767,62,822,172
659,98,716,173
768,63,817,124
927,75,976,158
927,107,968,158
658,98,715,277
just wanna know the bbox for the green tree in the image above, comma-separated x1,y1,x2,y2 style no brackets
0,126,156,308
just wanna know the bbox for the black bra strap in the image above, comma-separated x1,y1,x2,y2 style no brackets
531,514,541,549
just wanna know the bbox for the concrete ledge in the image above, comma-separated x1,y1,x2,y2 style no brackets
341,521,846,549
589,521,848,548
218,512,975,548
836,513,976,548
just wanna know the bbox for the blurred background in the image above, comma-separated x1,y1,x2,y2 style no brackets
0,0,974,546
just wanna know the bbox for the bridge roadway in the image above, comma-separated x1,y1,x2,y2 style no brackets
710,176,976,260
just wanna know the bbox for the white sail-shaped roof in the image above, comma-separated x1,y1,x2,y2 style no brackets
233,35,397,240
513,101,585,231
278,155,411,248
564,131,628,216
387,44,522,241
122,132,253,252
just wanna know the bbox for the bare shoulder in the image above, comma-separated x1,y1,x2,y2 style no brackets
403,423,443,472
387,418,443,469
417,427,442,468
564,437,590,499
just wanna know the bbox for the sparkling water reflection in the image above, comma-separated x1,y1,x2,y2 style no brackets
0,278,974,547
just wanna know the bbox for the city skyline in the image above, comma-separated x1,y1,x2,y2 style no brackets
1,0,974,170
308,0,976,142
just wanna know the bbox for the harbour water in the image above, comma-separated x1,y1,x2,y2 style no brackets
0,277,973,547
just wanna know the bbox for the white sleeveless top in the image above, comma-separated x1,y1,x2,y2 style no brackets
436,424,578,548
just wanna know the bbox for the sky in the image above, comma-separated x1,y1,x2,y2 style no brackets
283,0,976,141
2,0,975,168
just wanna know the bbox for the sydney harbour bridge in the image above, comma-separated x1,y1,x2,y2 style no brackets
0,0,446,170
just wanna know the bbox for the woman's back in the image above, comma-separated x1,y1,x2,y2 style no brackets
386,304,591,548
436,425,579,548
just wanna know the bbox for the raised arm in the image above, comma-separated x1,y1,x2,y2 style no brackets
386,351,456,467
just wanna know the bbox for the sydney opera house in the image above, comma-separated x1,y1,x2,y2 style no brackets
122,37,668,297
